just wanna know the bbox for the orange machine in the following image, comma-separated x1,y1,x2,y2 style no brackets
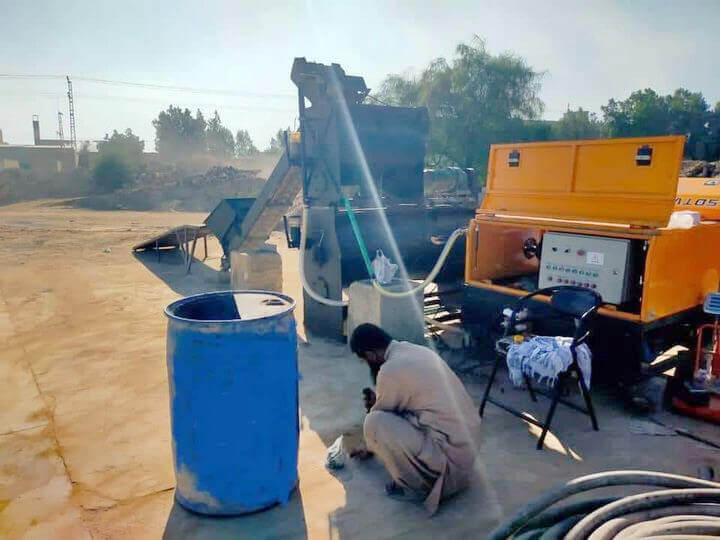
463,135,720,384
675,176,720,221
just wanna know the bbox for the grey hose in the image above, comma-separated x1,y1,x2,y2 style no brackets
513,530,544,540
615,515,720,538
565,489,720,539
522,497,619,532
621,519,720,537
487,470,720,540
538,514,584,540
589,505,720,539
638,536,720,540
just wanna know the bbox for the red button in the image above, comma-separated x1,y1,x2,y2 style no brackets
577,249,586,256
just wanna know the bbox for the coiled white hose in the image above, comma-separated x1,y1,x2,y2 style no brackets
298,207,467,306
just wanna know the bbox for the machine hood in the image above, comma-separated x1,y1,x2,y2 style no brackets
480,135,686,228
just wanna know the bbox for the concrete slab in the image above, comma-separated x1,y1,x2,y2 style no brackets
0,201,719,539
0,426,90,539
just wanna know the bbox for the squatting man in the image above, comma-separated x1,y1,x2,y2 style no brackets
349,323,480,515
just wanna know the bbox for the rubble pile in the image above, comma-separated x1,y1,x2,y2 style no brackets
77,166,266,212
681,160,720,177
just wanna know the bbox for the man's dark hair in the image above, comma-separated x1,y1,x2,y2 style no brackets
349,323,392,357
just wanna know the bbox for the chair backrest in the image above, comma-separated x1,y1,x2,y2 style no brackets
550,287,602,320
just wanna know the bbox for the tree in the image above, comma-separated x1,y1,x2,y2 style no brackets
602,89,671,137
667,89,710,150
235,129,259,157
206,111,235,158
602,88,718,158
372,73,421,106
152,106,207,159
552,108,604,140
93,128,144,192
374,37,544,182
93,156,131,192
97,129,144,165
267,129,286,153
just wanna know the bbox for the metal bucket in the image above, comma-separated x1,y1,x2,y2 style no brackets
165,290,298,515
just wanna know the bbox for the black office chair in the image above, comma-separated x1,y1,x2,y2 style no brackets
479,286,602,450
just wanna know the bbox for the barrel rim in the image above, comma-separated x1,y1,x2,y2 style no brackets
164,290,296,324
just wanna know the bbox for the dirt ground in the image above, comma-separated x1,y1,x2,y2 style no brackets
2,200,720,539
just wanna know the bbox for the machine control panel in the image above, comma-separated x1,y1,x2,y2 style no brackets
538,232,633,304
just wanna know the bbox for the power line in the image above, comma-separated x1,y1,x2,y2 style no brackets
0,73,295,99
0,90,297,113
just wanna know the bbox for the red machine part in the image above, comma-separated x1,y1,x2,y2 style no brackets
672,320,720,424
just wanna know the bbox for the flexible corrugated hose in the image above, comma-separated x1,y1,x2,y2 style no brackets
488,470,720,540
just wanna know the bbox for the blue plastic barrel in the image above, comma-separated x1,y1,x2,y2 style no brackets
164,290,298,515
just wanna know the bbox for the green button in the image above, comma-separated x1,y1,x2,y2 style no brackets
565,268,571,273
572,269,578,274
593,272,599,277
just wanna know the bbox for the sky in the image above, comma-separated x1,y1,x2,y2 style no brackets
2,0,719,150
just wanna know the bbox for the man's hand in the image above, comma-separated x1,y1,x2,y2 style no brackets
362,387,376,412
350,448,374,460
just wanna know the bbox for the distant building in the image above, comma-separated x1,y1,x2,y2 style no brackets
0,117,76,178
0,145,76,177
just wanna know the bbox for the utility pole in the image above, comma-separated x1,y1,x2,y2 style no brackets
66,76,77,151
57,111,65,147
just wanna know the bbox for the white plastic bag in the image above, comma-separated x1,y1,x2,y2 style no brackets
325,435,346,470
372,250,398,284
667,210,701,230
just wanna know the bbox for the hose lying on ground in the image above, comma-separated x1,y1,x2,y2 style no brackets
488,470,720,540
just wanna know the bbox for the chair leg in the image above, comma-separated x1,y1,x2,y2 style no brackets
537,385,561,450
577,368,599,431
524,374,537,402
479,353,502,417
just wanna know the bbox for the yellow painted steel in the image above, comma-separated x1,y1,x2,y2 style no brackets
482,135,686,227
675,177,720,220
467,135,720,324
643,225,720,322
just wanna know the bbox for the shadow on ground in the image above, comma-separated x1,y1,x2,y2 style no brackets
133,249,230,297
163,492,308,539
